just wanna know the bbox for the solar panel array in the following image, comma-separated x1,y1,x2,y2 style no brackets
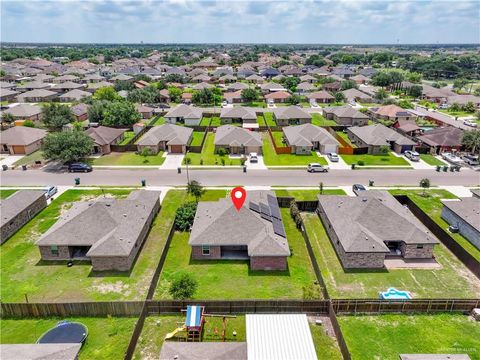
259,202,271,221
267,194,281,220
249,201,260,213
249,195,286,238
272,217,286,237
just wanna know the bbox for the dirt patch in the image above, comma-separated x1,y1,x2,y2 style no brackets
93,281,131,296
308,315,337,339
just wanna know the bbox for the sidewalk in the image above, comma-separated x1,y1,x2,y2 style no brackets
0,155,24,167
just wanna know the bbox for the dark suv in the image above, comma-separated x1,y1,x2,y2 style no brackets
68,162,92,173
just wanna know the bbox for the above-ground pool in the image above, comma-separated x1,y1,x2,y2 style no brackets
37,321,88,344
379,287,412,300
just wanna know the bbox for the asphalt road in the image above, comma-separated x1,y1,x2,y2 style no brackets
1,168,479,187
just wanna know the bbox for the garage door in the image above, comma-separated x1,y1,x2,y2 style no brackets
169,145,184,153
11,145,26,154
322,144,338,154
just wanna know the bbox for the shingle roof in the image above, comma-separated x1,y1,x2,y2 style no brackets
0,190,46,228
227,82,249,91
318,191,438,253
417,126,463,147
59,89,91,101
165,104,202,119
85,126,126,146
260,82,286,91
323,105,369,119
137,123,193,146
16,81,50,90
159,342,247,360
273,106,311,120
0,343,82,360
2,103,42,117
306,90,335,100
283,123,339,148
71,103,90,116
52,81,85,90
348,124,416,146
214,125,262,147
442,198,480,231
36,190,160,258
189,191,290,257
341,88,372,102
264,91,291,100
296,82,316,91
220,107,257,121
17,89,57,99
0,126,47,146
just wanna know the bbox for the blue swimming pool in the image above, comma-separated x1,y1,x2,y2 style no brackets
379,287,412,300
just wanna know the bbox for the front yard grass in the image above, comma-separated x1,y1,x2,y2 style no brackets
262,134,328,166
93,152,165,166
1,317,137,360
338,313,480,360
154,207,318,299
420,154,446,166
184,133,242,166
311,113,337,126
274,189,346,200
341,153,409,166
0,189,17,199
302,208,480,298
388,189,480,262
13,151,44,166
151,116,165,126
0,189,182,302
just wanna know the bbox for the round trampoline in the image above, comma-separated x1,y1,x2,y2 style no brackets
37,321,88,344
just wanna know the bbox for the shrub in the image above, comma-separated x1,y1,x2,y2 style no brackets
357,160,365,166
169,273,197,299
217,147,227,156
221,158,225,166
174,202,197,231
23,120,35,127
184,156,191,165
302,284,322,300
378,145,390,154
199,159,204,165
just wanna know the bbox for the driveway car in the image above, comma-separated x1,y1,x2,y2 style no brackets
463,154,479,166
463,119,477,127
327,152,339,162
307,163,328,173
249,152,258,163
352,184,366,194
44,186,58,199
441,152,462,165
68,162,93,173
404,150,420,161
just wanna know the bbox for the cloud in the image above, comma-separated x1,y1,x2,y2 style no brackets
1,0,479,43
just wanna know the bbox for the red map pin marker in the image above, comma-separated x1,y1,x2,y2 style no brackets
231,187,246,211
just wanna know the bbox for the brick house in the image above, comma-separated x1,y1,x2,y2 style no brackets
36,190,160,272
0,190,47,244
416,126,463,154
189,191,290,271
1,104,43,122
85,126,126,155
273,106,312,126
164,104,202,126
71,103,90,121
347,124,416,154
317,191,438,269
306,91,335,104
0,126,47,155
283,123,340,154
372,104,416,122
441,198,480,251
137,123,193,154
219,107,257,126
214,125,262,155
322,105,369,126
264,91,291,104
16,89,58,103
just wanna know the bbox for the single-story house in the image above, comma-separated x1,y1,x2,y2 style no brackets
223,90,244,104
192,74,211,83
0,190,47,244
59,89,92,102
226,82,249,92
136,104,154,119
296,82,316,94
214,125,262,154
71,103,90,121
347,123,416,154
0,126,47,155
192,82,214,91
85,126,126,155
342,88,373,103
393,119,421,136
322,81,342,92
350,74,371,84
111,74,134,82
421,85,456,103
219,107,257,125
416,126,463,154
1,104,43,121
0,344,82,360
300,74,316,83
0,88,19,102
264,91,291,104
16,81,50,92
189,191,290,270
165,104,203,126
83,74,105,83
306,90,335,104
218,74,237,83
273,106,311,126
260,82,287,94
323,105,369,126
441,197,480,250
158,89,170,102
36,190,161,271
51,81,86,93
137,123,193,154
372,104,416,122
52,74,79,83
317,191,439,269
16,89,58,102
86,81,114,93
182,92,193,104
283,123,340,154
446,94,480,108
245,74,264,84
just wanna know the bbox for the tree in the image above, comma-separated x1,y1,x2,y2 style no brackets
101,101,141,127
462,102,476,113
453,78,468,91
42,103,75,131
127,86,161,104
168,87,182,103
42,131,93,163
334,92,346,103
461,130,480,154
174,202,197,231
241,88,258,102
286,94,302,105
474,88,480,96
398,99,414,109
407,85,423,98
23,120,35,127
192,88,215,105
340,79,358,91
1,112,15,125
93,86,121,101
169,273,197,299
371,72,391,88
406,72,422,83
282,76,300,92
419,178,430,197
187,180,205,202
374,88,388,101
87,100,108,123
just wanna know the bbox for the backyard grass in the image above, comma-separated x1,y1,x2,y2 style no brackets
263,112,277,127
311,113,337,127
1,317,137,360
0,189,17,199
0,189,184,302
336,132,357,148
119,131,135,145
262,134,328,166
310,322,343,360
271,131,285,146
154,207,318,299
420,154,447,166
151,116,165,126
190,131,205,146
338,313,480,360
341,153,409,166
389,189,480,262
274,189,346,200
184,133,242,166
13,151,44,166
256,115,266,126
133,315,246,360
302,209,480,299
93,152,165,166
200,117,221,126
200,117,211,126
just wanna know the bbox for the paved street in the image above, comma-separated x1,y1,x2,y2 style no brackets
1,168,478,187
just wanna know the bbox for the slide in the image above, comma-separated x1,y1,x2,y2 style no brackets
164,327,185,340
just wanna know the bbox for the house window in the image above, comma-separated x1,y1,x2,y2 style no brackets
202,245,210,256
51,245,59,256
416,245,424,249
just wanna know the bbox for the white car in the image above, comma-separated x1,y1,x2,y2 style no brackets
44,186,58,199
249,152,258,163
310,101,319,108
307,163,329,173
463,119,477,127
439,103,449,109
221,101,228,107
327,152,339,162
441,152,462,165
404,150,420,162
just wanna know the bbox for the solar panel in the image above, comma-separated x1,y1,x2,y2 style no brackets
249,201,260,213
272,217,286,237
261,212,272,222
259,202,271,216
267,194,281,220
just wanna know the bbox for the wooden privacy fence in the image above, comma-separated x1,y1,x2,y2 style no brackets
328,302,351,360
276,197,319,212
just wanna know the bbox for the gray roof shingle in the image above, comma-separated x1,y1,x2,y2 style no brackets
214,125,262,147
348,124,416,146
0,190,46,228
442,198,480,231
283,123,339,147
137,123,193,147
0,126,47,146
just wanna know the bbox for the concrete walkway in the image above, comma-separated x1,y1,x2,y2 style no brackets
439,185,474,198
160,153,185,170
339,186,356,196
0,155,24,167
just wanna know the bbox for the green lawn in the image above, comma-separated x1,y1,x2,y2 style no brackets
184,133,242,166
0,189,17,199
200,117,221,126
438,109,475,118
242,101,266,108
154,207,318,299
1,317,137,360
262,134,328,166
420,154,446,166
311,113,337,127
200,117,211,126
120,131,135,145
271,131,286,146
0,189,182,302
310,323,343,360
151,116,165,126
341,153,409,166
93,152,165,166
389,189,480,262
13,151,44,166
190,131,205,146
336,132,357,148
339,313,480,360
302,209,480,299
257,115,266,126
263,112,277,127
133,315,246,360
274,189,346,200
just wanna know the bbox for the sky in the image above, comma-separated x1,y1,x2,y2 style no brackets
1,0,479,44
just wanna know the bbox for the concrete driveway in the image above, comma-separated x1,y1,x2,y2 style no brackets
246,155,267,170
0,155,24,168
160,153,185,169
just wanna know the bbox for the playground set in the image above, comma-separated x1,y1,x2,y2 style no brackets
165,305,236,342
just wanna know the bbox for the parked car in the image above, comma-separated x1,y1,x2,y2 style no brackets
327,152,339,162
307,163,328,173
249,152,258,163
68,162,92,173
463,119,477,127
439,103,449,109
404,150,420,161
463,154,479,166
352,184,367,194
221,101,228,107
44,186,58,199
310,101,319,108
441,152,462,165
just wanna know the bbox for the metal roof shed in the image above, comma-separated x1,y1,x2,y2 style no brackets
246,314,317,360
